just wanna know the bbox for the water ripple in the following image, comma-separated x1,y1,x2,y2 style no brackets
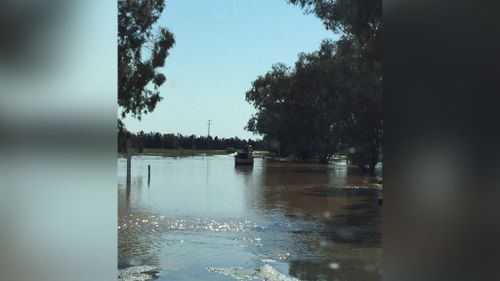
119,214,260,234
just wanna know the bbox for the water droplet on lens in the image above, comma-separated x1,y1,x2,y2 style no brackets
329,262,340,270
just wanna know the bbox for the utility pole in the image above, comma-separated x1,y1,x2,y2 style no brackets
207,119,212,150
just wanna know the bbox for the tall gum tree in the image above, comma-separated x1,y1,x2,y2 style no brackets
118,0,175,152
118,0,175,120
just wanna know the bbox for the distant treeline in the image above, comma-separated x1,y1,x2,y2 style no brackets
118,122,265,153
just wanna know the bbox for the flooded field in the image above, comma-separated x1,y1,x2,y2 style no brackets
118,155,382,281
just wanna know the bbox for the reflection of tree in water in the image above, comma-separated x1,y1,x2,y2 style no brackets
255,160,382,281
289,257,381,281
314,189,382,246
257,161,375,217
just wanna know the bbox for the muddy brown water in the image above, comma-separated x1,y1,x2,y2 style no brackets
118,155,382,281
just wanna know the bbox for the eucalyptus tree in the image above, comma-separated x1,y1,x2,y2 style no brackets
246,0,382,172
290,0,382,173
118,0,175,119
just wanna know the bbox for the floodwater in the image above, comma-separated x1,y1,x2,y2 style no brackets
118,155,382,281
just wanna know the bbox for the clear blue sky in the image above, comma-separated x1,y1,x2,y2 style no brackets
123,0,334,139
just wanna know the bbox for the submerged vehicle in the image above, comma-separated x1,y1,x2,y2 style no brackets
234,145,254,165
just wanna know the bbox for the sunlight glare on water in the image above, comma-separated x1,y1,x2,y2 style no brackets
118,156,382,281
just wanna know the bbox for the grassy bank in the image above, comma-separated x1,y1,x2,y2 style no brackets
119,149,273,158
139,148,229,157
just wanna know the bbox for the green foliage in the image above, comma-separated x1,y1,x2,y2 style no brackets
246,0,382,172
245,41,341,162
118,130,267,153
118,0,175,119
288,0,382,39
289,0,381,72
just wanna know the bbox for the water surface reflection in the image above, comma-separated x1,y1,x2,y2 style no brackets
118,156,382,280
